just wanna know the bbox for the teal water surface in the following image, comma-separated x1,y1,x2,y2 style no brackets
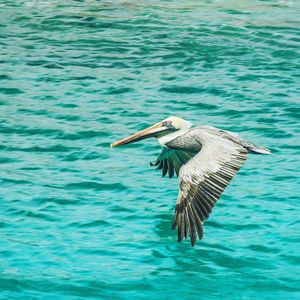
1,1,300,299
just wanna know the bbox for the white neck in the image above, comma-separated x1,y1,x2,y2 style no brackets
157,129,189,146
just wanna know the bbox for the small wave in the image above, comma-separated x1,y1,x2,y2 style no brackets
102,87,134,95
0,87,24,94
72,219,110,228
160,86,206,94
64,181,126,191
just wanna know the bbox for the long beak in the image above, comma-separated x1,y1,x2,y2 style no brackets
111,122,168,148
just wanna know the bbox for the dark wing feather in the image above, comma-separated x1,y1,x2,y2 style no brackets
150,148,196,178
172,137,248,246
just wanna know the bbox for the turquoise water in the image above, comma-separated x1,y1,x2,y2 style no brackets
1,0,300,299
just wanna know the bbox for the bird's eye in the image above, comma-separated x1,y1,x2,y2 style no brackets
162,121,172,127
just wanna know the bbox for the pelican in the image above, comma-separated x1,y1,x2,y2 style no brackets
111,116,271,246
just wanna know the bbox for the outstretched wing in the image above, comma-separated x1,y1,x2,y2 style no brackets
172,136,248,246
150,147,196,178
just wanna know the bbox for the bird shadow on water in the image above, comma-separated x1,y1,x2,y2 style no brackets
150,209,271,279
154,212,235,260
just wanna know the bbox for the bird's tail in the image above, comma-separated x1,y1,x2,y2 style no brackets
246,144,271,154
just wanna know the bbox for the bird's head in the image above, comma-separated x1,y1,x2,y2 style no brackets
111,116,192,147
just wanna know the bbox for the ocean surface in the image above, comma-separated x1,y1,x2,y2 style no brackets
0,0,299,299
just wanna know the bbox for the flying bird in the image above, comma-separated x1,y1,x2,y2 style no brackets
111,116,270,246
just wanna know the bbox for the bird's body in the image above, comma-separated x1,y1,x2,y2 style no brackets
111,117,270,246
